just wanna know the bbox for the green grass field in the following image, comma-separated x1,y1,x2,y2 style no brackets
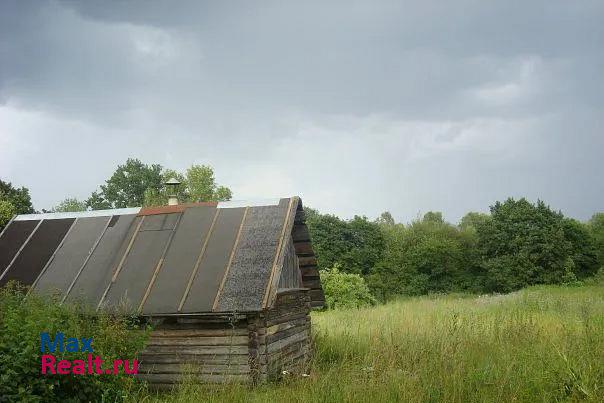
143,282,604,402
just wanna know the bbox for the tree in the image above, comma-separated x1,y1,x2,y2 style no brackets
185,165,232,202
86,158,163,209
305,209,386,275
588,213,604,269
53,198,87,213
0,179,34,215
459,212,491,232
368,213,476,300
142,165,232,206
0,200,16,230
85,191,111,210
476,198,599,292
375,211,395,226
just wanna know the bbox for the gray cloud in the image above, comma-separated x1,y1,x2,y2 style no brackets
0,0,602,222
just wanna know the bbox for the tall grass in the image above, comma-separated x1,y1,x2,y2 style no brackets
143,283,604,402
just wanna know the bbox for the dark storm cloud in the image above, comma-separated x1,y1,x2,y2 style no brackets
0,1,602,221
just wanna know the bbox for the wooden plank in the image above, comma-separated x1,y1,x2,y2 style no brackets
151,328,248,338
266,317,308,336
146,335,249,346
267,331,308,354
293,240,313,256
266,312,309,327
267,324,309,344
301,266,319,277
143,345,249,355
291,225,311,242
139,354,249,365
297,256,317,267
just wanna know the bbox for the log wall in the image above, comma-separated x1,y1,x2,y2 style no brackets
138,289,312,387
255,288,312,381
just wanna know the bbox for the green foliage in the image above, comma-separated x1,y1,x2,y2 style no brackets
305,209,385,275
588,213,604,269
86,160,232,209
86,158,163,209
0,283,149,402
319,264,376,309
0,199,16,230
375,211,395,226
0,179,35,215
186,165,231,202
477,198,599,292
142,164,232,206
53,198,87,213
368,212,479,300
458,211,491,232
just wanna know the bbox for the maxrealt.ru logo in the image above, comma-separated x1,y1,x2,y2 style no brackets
40,332,138,375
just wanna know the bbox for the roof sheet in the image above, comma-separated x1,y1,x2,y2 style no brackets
1,197,325,313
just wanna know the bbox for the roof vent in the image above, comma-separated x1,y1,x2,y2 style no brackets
165,178,181,206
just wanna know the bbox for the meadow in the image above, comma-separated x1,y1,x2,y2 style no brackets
143,281,604,402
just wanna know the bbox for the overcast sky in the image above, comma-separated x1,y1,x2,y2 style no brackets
0,1,602,223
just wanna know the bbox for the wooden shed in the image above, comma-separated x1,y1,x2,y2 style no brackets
0,197,324,386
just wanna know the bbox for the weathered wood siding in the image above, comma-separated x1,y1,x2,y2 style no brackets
278,236,302,289
138,317,252,388
255,288,312,381
139,289,312,387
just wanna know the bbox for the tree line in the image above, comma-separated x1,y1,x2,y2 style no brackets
307,201,604,300
1,158,602,301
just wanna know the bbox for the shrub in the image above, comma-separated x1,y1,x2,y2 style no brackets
0,283,150,402
319,264,376,309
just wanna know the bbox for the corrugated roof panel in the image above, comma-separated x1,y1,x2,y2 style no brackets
101,213,182,311
64,214,138,305
33,216,111,297
180,207,247,313
0,218,74,287
141,206,218,314
0,220,40,275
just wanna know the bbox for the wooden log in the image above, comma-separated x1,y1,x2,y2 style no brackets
266,312,309,327
151,328,248,337
301,266,319,278
143,345,249,355
291,225,310,242
139,354,249,365
266,317,308,336
267,324,309,344
146,335,249,346
297,256,317,267
267,331,308,354
293,241,314,256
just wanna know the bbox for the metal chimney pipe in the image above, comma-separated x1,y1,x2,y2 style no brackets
165,178,181,206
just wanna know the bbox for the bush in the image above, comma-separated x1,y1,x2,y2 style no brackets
320,265,376,309
0,283,150,402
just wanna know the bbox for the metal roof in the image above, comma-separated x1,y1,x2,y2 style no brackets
0,197,324,314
